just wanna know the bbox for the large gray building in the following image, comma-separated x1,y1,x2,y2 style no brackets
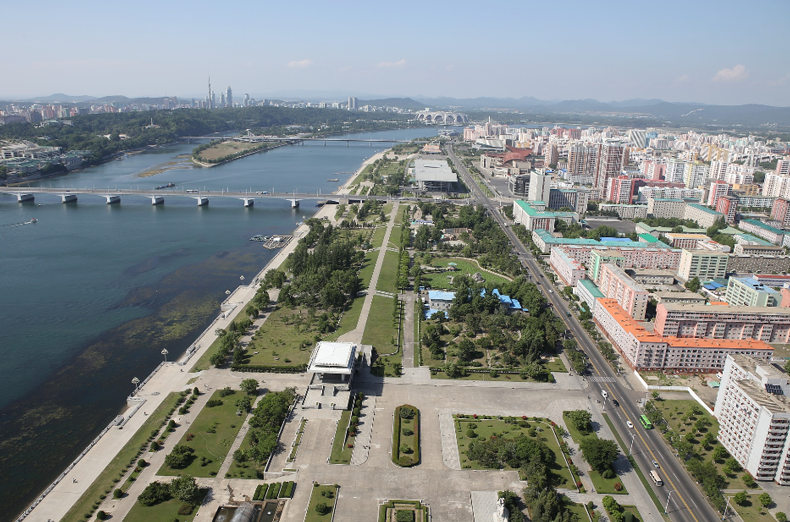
413,159,458,192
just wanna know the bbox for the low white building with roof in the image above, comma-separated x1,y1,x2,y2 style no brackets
307,341,357,383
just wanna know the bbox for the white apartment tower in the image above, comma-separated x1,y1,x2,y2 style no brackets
528,169,552,203
567,143,600,177
665,159,686,184
715,355,790,485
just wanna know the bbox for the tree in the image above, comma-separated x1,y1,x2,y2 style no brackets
240,378,259,395
315,502,331,515
733,491,748,506
685,277,701,293
776,513,787,522
457,339,476,362
759,493,773,508
579,437,620,473
170,475,201,505
138,481,171,506
165,445,195,469
712,445,728,461
565,411,592,435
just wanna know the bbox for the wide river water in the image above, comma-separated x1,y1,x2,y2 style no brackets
0,126,435,521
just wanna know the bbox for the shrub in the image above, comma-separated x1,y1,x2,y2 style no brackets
150,441,160,451
315,502,331,515
400,406,415,419
775,512,787,522
400,444,412,454
398,456,414,467
623,512,634,522
602,469,615,479
138,481,171,506
165,445,195,469
113,488,123,499
219,387,234,397
614,482,623,491
403,428,414,436
138,459,147,468
206,399,223,407
351,416,359,425
178,503,195,515
466,429,477,438
353,407,360,416
96,511,107,520
396,510,415,522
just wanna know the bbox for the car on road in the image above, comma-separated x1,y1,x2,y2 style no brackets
626,421,634,429
549,289,553,293
612,399,619,406
652,459,660,468
601,390,608,399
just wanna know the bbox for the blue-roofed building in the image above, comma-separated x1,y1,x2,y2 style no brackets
531,228,674,253
725,277,780,307
427,290,455,311
480,288,524,313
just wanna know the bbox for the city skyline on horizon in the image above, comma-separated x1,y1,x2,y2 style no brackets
3,0,790,107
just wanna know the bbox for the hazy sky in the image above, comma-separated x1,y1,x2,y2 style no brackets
4,0,789,106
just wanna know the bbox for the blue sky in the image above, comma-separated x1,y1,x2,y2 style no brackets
4,0,789,105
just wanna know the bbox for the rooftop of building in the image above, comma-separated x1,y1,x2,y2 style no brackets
515,200,576,219
666,233,711,240
734,234,774,246
634,223,706,234
687,203,724,216
598,299,773,350
638,233,660,243
552,247,585,268
741,219,785,235
650,198,685,202
660,302,790,315
577,279,605,298
591,249,627,259
730,277,780,295
628,268,677,276
307,341,357,374
680,248,729,257
413,159,458,182
535,229,674,249
654,291,706,300
428,290,456,301
602,264,648,293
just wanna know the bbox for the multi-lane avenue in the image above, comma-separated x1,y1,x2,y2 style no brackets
445,143,723,522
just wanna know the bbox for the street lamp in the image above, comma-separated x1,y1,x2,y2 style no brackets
161,348,169,363
629,432,636,456
664,490,674,514
131,376,140,393
722,495,732,521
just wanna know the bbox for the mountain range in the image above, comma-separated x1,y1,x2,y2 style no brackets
4,93,790,131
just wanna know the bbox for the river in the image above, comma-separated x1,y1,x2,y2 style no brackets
0,126,435,521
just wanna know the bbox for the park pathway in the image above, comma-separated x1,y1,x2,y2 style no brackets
402,291,416,367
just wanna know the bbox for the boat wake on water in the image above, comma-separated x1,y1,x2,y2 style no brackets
0,218,38,227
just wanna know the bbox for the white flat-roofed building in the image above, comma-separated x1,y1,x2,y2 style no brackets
654,291,706,305
647,198,686,219
307,341,357,381
626,269,676,286
413,159,458,192
550,247,587,286
684,203,724,229
714,355,790,484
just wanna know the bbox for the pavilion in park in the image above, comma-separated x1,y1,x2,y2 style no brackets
306,341,357,383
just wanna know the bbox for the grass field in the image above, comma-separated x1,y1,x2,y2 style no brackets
224,426,259,479
329,410,355,464
325,296,365,341
565,502,589,522
420,258,510,290
363,296,402,376
561,411,627,494
158,389,245,477
370,226,387,249
60,392,184,522
358,251,378,290
196,140,259,161
124,497,200,522
454,416,574,488
244,307,322,367
377,249,401,295
305,485,339,522
732,495,775,522
649,399,750,489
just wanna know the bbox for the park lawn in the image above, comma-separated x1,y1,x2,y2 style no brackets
370,226,387,249
562,411,594,445
196,140,258,161
61,392,183,522
622,505,644,522
190,307,250,372
432,370,543,382
382,203,393,217
421,344,444,367
393,406,420,466
543,355,568,372
244,307,321,367
158,389,245,477
224,427,259,479
732,495,774,522
589,470,627,494
325,296,365,341
377,249,401,295
305,485,339,522
414,299,422,367
364,296,402,376
454,416,574,488
123,497,199,522
564,502,588,522
358,251,378,291
649,399,749,488
329,410,355,464
420,258,510,290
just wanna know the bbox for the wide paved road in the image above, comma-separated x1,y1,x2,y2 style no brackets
445,143,722,522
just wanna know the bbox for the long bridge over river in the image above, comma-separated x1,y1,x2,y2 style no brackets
0,187,463,208
180,134,416,145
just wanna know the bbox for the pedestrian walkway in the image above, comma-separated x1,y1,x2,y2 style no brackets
350,396,376,465
402,292,416,368
439,411,462,470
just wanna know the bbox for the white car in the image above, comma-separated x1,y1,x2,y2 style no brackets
601,390,608,399
626,421,634,429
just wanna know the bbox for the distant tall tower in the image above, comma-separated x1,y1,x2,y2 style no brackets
220,92,226,107
243,93,250,107
207,76,213,109
225,86,233,108
347,97,358,111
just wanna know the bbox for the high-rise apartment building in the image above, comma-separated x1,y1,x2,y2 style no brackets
771,198,790,227
642,161,666,181
607,175,633,203
676,248,729,281
665,159,686,184
714,354,790,484
710,160,729,181
595,140,627,197
707,180,731,207
684,162,710,189
776,159,790,178
544,143,559,168
347,97,359,111
716,195,738,224
528,169,552,203
225,86,233,107
598,264,649,320
567,143,600,178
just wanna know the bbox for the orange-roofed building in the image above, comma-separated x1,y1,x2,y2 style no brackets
593,298,772,372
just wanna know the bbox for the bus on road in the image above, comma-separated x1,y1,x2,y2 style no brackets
639,415,653,429
649,470,663,486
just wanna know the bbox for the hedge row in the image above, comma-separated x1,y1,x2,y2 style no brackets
428,367,521,375
253,484,266,501
266,482,282,499
280,481,295,498
230,364,307,373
